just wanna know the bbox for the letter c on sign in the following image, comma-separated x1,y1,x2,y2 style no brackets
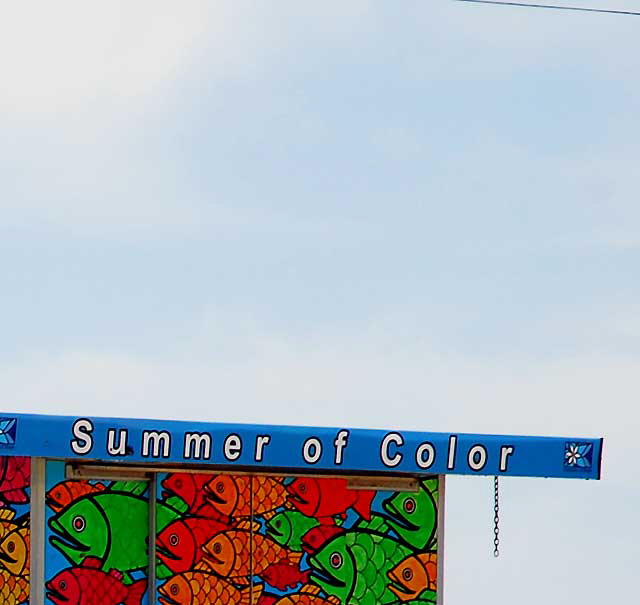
381,433,404,467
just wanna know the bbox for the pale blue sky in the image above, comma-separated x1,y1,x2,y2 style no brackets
1,2,638,603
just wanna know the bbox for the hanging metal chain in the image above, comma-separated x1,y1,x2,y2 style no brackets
493,476,500,557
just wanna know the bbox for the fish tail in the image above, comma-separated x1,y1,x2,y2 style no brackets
125,579,147,605
352,490,375,520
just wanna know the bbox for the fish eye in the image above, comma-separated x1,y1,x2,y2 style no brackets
59,581,67,591
330,552,343,569
213,542,222,555
403,498,416,514
6,541,15,553
274,520,281,528
402,568,413,582
72,516,86,532
170,584,179,596
174,479,183,489
215,481,224,494
169,534,179,547
299,483,307,493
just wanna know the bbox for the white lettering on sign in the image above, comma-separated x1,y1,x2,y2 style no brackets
224,434,242,461
107,429,128,456
184,432,212,460
142,430,171,458
381,432,404,467
71,418,94,455
303,437,322,464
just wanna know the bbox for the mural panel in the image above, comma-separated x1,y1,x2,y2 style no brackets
0,456,30,605
45,462,157,605
154,473,439,605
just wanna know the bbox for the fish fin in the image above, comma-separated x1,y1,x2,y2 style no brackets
235,520,261,532
284,500,295,510
355,513,388,534
239,583,263,605
194,561,211,571
1,489,28,504
0,509,15,521
81,557,103,569
108,569,124,581
108,481,147,496
164,496,189,514
125,579,148,605
333,516,344,527
261,510,276,521
234,576,251,586
287,551,302,565
270,477,285,483
156,563,173,579
299,585,321,595
94,483,108,492
326,597,341,605
15,513,30,527
352,491,375,521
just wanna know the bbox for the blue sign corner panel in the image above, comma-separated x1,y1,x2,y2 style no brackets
0,412,603,479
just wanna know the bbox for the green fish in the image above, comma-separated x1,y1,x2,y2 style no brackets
48,485,181,581
382,479,438,551
265,510,320,551
309,520,412,605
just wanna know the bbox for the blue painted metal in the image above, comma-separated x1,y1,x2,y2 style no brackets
0,412,602,479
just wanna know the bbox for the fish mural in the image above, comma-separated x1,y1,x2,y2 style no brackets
387,553,437,602
265,512,320,552
0,456,30,605
203,476,288,520
44,466,439,605
46,481,107,514
158,571,261,605
286,479,375,522
46,558,147,605
382,480,438,552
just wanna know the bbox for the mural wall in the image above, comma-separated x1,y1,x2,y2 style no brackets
45,462,153,605
155,473,438,605
44,466,438,605
0,456,31,605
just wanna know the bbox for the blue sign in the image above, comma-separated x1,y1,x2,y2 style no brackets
0,412,603,479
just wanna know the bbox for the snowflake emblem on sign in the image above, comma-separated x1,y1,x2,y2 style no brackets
564,442,593,470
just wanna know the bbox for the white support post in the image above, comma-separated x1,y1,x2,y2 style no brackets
30,458,46,605
437,474,446,605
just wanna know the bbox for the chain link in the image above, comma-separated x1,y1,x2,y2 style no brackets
493,476,500,557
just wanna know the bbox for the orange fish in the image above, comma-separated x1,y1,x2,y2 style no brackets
201,522,300,581
204,476,288,519
159,572,262,605
0,527,29,578
0,568,29,605
272,585,340,605
387,552,437,601
0,510,20,542
46,481,107,513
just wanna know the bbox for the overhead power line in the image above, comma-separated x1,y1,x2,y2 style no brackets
455,0,640,16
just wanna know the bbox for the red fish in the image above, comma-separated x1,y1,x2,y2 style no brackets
46,481,107,513
46,558,147,605
0,458,30,507
301,525,344,554
161,473,222,519
260,562,310,591
156,516,231,573
286,478,374,521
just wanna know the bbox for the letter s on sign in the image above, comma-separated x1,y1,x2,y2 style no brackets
71,418,94,455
